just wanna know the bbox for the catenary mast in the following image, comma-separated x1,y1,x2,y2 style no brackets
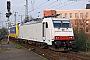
26,0,28,21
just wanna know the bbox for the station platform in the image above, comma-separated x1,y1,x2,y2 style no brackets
0,38,46,60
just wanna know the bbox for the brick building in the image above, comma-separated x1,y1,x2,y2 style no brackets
56,9,90,33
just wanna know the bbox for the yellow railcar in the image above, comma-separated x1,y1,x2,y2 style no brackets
9,24,18,38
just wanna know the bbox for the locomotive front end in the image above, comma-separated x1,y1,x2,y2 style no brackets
52,18,75,51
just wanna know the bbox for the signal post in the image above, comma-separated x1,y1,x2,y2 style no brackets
6,0,12,44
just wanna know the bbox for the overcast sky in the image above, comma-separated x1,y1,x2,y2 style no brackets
0,0,89,28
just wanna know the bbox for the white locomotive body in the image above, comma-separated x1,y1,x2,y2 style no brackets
18,18,75,50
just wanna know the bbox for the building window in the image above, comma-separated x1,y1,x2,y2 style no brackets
80,13,83,18
86,27,89,32
80,20,83,25
70,13,72,18
75,20,78,25
86,12,89,18
86,20,89,25
75,13,78,18
60,13,62,18
65,13,67,18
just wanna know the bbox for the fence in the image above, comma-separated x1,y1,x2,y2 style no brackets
85,42,90,52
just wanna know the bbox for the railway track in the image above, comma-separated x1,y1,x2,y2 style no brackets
11,39,90,60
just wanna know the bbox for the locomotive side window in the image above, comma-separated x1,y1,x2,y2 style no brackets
42,22,48,37
42,23,45,37
46,22,48,28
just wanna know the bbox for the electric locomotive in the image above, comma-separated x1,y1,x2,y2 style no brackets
16,17,75,51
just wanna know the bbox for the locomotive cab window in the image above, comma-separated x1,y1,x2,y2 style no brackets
53,20,61,28
62,21,71,28
53,20,71,28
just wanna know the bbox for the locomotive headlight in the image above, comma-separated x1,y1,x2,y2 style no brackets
55,36,59,39
58,37,59,39
70,37,72,38
69,36,72,39
56,36,60,39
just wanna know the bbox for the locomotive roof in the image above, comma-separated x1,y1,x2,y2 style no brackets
44,18,70,21
23,21,37,25
21,18,70,25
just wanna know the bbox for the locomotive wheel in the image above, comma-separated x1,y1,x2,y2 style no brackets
40,43,48,49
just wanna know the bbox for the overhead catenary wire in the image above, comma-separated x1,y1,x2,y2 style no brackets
18,0,47,14
29,1,70,16
28,0,69,13
11,0,25,12
16,0,47,16
30,1,78,17
30,0,86,13
9,0,87,17
56,1,77,9
30,0,85,17
28,0,60,18
16,0,52,19
11,0,87,20
28,0,51,13
56,0,83,9
48,1,69,9
16,0,66,16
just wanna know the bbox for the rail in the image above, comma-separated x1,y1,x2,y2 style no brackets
11,38,90,60
85,42,90,51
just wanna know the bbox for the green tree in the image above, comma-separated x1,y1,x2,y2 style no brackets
1,27,8,35
74,28,88,51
